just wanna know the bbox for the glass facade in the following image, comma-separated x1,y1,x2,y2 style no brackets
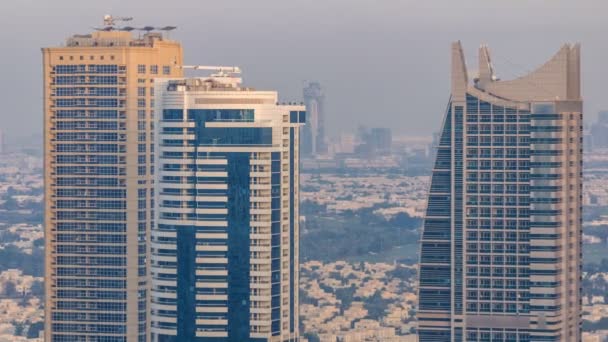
48,63,132,342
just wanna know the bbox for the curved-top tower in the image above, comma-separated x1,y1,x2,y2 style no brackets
418,42,582,342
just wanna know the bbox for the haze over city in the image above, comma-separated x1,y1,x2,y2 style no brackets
1,0,608,140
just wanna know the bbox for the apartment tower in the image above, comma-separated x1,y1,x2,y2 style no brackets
418,42,582,341
43,22,183,341
152,72,305,341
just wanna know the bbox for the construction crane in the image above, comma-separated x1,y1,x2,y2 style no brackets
177,65,242,77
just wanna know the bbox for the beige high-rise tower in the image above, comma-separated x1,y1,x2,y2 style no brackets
43,20,183,341
418,42,582,341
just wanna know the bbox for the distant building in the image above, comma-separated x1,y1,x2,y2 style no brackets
154,73,305,340
591,111,608,149
370,128,392,155
42,21,183,341
583,123,593,152
302,82,327,157
419,42,582,341
354,126,392,157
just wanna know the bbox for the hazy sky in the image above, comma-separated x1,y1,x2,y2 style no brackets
1,0,607,140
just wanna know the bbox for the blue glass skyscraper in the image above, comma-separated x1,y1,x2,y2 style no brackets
152,73,305,341
418,42,582,341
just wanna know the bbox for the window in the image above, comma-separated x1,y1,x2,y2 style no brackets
162,66,170,75
138,99,146,108
150,65,158,74
137,65,146,74
138,87,146,97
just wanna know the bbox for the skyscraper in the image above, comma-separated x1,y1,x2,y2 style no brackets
152,72,305,341
302,82,326,157
43,21,183,341
418,42,582,341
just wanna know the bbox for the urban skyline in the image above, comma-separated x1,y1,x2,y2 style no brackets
0,3,604,342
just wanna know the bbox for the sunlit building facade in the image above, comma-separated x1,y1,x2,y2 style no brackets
418,42,582,341
152,74,305,341
43,29,183,341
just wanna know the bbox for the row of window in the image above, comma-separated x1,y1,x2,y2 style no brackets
55,144,122,153
56,121,121,131
466,184,530,194
137,64,171,75
466,207,530,218
467,124,530,134
466,243,529,253
56,211,127,221
467,135,530,146
55,98,123,108
466,114,529,123
465,219,530,229
54,64,121,73
55,110,121,119
56,200,126,209
55,87,119,96
56,177,123,187
467,232,529,241
467,266,530,277
54,76,119,85
57,256,126,266
467,172,530,182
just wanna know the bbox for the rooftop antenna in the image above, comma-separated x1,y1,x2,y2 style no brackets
95,15,133,31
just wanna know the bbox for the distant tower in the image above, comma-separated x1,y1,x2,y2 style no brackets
418,42,583,341
0,129,5,154
302,82,326,157
42,17,183,341
591,110,608,148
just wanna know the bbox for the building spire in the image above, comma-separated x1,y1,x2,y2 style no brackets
451,41,468,101
476,44,495,90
